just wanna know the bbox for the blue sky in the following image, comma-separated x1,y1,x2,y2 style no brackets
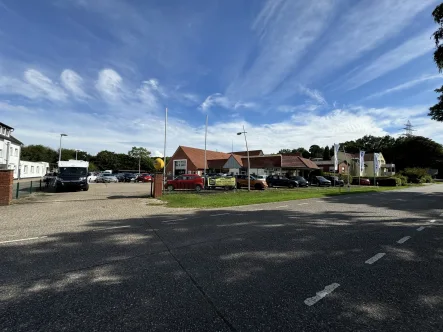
1,0,443,156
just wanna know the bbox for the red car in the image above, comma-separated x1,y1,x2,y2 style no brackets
352,178,371,185
165,174,204,192
136,174,153,182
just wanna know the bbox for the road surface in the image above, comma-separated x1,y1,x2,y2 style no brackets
1,185,442,331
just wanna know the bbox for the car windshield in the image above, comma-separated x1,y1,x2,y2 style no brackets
294,176,305,181
316,176,327,180
103,174,113,177
59,167,87,176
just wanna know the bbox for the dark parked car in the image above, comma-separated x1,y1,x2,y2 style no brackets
310,176,331,187
266,175,299,188
324,176,344,187
289,176,309,187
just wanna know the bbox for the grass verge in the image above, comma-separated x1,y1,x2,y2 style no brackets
159,186,406,208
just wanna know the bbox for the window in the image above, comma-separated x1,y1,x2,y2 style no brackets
15,148,18,156
10,147,13,156
37,166,40,173
24,165,28,174
6,130,10,137
31,166,34,173
1,127,5,135
0,149,2,158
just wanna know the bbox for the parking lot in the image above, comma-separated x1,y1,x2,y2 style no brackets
1,184,443,331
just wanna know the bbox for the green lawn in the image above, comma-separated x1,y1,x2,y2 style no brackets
159,186,404,208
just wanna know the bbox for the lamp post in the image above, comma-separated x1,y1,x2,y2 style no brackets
75,149,82,160
237,125,250,192
58,134,68,163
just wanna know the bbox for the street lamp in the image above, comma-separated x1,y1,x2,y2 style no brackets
58,134,68,163
237,125,250,192
75,149,83,160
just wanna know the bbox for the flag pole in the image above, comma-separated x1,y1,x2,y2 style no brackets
203,114,208,187
359,150,361,187
163,107,167,188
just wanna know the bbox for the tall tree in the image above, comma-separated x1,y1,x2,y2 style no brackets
296,148,311,159
309,145,323,158
429,3,443,121
323,146,331,160
128,147,151,160
21,145,58,163
278,149,292,154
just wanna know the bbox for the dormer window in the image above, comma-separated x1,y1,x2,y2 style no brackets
6,130,10,137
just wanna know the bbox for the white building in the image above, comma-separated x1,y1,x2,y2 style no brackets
0,122,49,179
0,122,22,178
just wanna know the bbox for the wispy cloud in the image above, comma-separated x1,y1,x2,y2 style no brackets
363,74,442,100
298,0,438,83
344,28,435,90
199,93,256,112
60,69,88,99
298,85,328,107
24,69,67,101
226,0,336,100
95,68,123,101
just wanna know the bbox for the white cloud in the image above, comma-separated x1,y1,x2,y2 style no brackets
200,93,256,112
95,68,123,101
60,69,88,98
298,0,437,83
5,98,438,157
344,28,435,90
226,0,336,100
363,74,442,100
24,69,67,101
200,93,230,112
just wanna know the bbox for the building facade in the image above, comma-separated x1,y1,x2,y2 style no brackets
0,122,23,179
0,122,50,179
166,146,319,179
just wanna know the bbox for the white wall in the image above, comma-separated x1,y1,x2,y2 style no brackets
18,161,49,179
0,139,21,178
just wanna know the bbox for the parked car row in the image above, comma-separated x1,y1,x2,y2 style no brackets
85,172,154,183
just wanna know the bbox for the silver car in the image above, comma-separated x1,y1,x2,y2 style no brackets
96,173,118,183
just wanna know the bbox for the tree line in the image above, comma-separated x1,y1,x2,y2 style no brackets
278,135,443,173
20,145,166,173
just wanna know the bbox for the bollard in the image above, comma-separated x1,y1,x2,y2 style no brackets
30,181,33,194
16,182,20,199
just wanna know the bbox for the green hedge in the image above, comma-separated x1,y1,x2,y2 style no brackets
393,174,408,186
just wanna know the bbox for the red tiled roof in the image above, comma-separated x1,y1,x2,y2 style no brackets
231,154,243,167
180,146,231,169
233,150,263,156
281,155,319,169
241,155,282,168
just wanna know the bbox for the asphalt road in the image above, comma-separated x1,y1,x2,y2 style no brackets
1,185,443,331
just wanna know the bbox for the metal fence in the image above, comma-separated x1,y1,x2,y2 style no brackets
12,180,45,199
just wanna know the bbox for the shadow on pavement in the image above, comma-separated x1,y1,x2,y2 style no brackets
1,189,443,331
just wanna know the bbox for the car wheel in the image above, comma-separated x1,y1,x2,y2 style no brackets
167,185,174,191
268,183,273,188
83,185,89,191
195,185,202,192
254,184,262,190
224,186,230,191
288,183,294,189
237,183,241,189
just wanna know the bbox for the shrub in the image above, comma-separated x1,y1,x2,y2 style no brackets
420,175,433,183
394,174,408,186
374,177,399,186
400,168,429,183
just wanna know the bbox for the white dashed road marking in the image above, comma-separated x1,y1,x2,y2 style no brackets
416,226,425,232
298,203,309,206
430,220,436,223
365,253,386,265
397,236,411,244
304,283,340,306
0,236,48,245
210,213,230,217
276,205,288,208
93,225,131,231
162,218,188,223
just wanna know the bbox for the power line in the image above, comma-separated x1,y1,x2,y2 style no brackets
403,120,415,137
